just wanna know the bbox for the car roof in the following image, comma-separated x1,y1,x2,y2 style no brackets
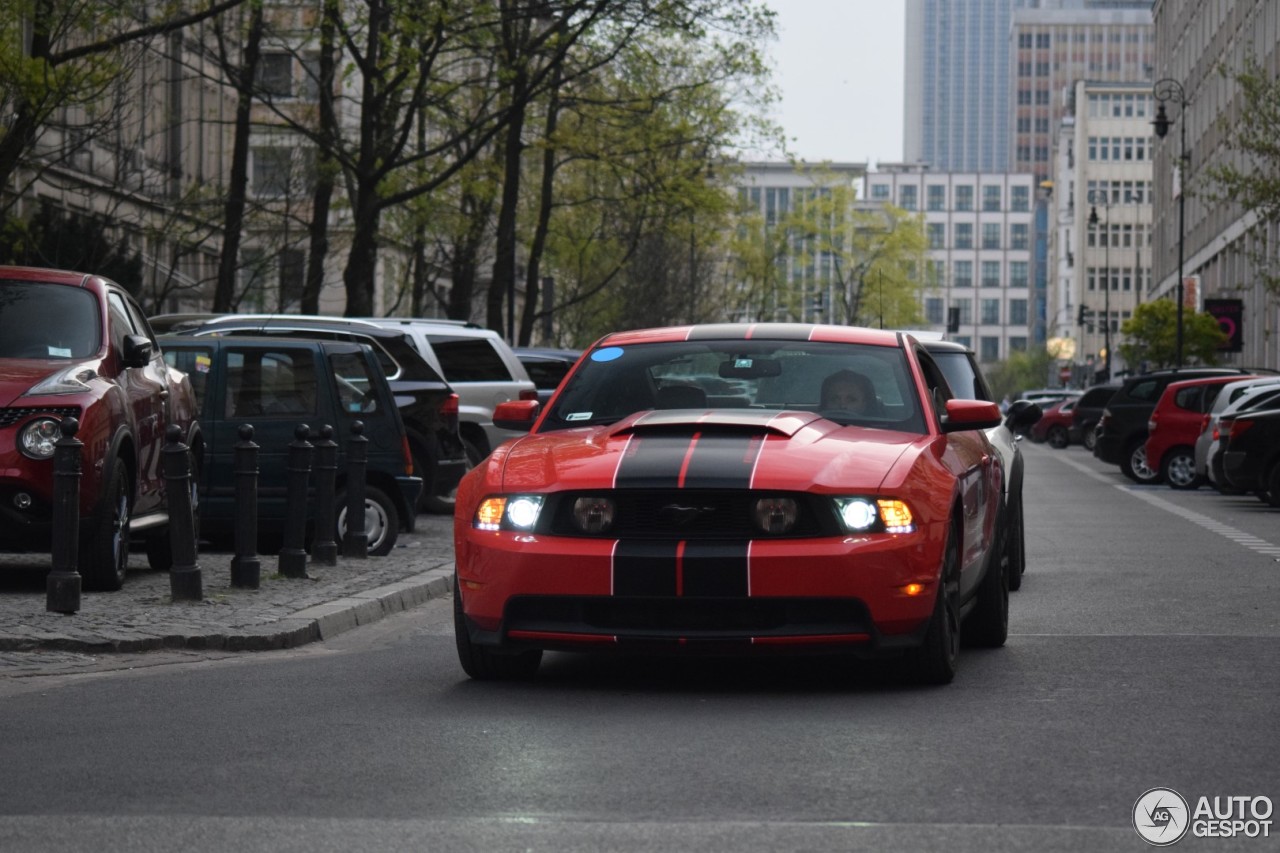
359,317,485,330
192,314,409,341
157,334,369,354
0,265,101,287
595,323,905,348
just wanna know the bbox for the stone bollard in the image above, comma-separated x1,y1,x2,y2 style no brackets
279,424,312,578
230,424,261,589
311,424,339,566
163,424,203,602
47,417,83,614
342,420,368,559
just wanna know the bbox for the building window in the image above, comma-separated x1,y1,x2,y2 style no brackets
871,183,890,200
1009,336,1027,353
1009,261,1028,288
955,185,973,211
980,336,1000,362
279,248,305,306
981,223,1001,250
981,299,1000,325
954,261,973,288
981,260,1000,287
927,223,945,249
982,185,1001,211
1010,223,1029,250
926,297,944,324
1010,299,1028,325
954,223,973,249
927,184,946,211
898,185,918,210
257,53,294,98
252,146,294,197
1035,89,1050,105
954,334,972,348
1011,186,1030,211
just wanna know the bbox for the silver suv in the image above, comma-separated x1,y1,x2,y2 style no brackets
361,319,536,461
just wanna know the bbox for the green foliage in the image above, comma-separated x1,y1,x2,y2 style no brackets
0,202,143,292
984,348,1055,401
1118,299,1228,368
1205,57,1280,294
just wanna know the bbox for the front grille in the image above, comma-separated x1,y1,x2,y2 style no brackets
545,490,835,539
0,407,81,428
505,595,872,638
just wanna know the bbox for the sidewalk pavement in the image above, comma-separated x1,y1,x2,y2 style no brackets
0,514,455,654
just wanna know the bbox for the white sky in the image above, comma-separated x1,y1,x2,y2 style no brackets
763,1,906,166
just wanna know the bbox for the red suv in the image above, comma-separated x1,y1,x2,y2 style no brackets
0,266,201,589
1144,375,1260,490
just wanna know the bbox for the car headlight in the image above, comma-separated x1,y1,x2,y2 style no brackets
19,417,62,460
833,497,916,534
752,497,798,534
25,365,98,396
572,496,615,533
473,495,545,532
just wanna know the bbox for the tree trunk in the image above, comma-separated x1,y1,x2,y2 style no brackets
519,60,562,347
487,87,526,339
342,189,381,316
302,0,340,314
213,3,264,312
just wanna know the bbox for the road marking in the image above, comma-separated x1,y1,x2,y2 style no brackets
1044,449,1280,559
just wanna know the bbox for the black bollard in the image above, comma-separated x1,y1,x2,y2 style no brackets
279,424,312,578
311,424,339,566
342,420,368,559
164,424,203,601
230,424,261,589
47,417,83,614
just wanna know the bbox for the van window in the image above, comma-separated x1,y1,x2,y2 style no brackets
425,337,512,382
224,348,317,418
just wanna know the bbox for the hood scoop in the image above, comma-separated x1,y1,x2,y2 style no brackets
609,409,821,439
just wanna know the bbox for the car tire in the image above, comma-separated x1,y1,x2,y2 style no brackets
145,450,201,571
907,519,961,685
1120,440,1163,484
453,576,542,680
1268,466,1280,508
1161,448,1201,490
1046,425,1068,449
335,485,399,556
1006,496,1026,592
1082,425,1097,452
965,511,1008,648
81,461,132,592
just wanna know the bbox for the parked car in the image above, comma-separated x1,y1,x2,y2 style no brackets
454,324,1008,684
1221,407,1280,505
921,339,1041,591
166,314,468,514
1144,376,1255,490
1202,382,1280,490
1093,368,1260,484
158,336,421,554
1016,387,1081,407
1069,382,1121,451
1031,398,1075,448
358,319,537,462
513,347,582,406
0,266,201,589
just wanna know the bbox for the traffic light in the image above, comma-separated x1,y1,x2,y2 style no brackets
1077,304,1087,326
1076,304,1094,328
946,306,960,333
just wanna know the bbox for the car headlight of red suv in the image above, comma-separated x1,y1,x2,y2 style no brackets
19,417,62,460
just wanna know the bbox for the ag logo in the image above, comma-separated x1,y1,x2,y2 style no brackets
1134,787,1190,846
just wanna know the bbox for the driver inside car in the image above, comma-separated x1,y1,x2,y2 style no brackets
820,369,881,416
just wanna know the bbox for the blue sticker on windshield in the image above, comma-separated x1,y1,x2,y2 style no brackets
591,347,624,362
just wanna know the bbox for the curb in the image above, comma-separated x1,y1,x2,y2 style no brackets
0,569,454,654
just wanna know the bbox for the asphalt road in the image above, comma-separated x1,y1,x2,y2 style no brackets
1,441,1277,853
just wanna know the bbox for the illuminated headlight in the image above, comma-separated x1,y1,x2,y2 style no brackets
833,497,916,534
19,418,62,460
753,497,798,534
473,495,545,531
572,496,615,533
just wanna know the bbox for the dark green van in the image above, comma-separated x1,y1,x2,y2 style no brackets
159,336,421,555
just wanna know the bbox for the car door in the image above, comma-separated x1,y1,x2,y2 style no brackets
106,289,169,515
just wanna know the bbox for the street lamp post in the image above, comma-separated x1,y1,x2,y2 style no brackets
1153,78,1189,369
1087,194,1111,382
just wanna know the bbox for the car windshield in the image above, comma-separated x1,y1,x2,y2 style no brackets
0,280,101,359
544,340,926,434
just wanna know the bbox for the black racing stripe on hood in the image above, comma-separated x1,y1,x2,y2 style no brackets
614,433,690,488
681,432,762,489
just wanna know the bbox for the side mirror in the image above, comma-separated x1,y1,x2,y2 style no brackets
493,399,540,432
1005,399,1043,429
942,399,1004,433
123,334,154,368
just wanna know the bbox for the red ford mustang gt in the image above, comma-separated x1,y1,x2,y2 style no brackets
453,324,1008,684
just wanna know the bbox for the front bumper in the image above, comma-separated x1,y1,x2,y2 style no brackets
455,528,942,654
